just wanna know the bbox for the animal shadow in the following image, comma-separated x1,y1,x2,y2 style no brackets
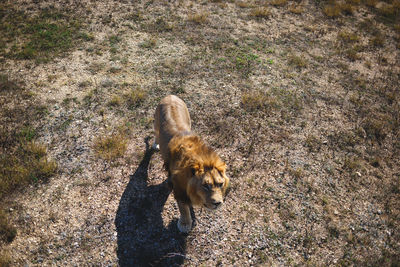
115,137,187,266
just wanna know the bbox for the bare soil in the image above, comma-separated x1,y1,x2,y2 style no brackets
1,0,399,266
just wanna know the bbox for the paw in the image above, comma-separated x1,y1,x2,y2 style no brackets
152,142,160,151
177,219,192,233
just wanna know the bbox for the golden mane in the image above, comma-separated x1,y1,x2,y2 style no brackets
168,134,226,174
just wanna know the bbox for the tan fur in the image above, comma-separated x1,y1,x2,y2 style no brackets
154,95,230,233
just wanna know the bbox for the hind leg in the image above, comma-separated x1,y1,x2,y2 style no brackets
152,128,160,151
152,140,160,151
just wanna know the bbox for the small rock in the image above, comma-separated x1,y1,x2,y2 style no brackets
334,209,339,215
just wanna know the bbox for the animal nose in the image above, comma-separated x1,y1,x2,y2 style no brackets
212,200,222,207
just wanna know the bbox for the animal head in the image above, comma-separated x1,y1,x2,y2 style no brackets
168,135,230,209
187,156,230,210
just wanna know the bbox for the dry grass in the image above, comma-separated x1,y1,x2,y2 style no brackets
0,249,11,267
236,1,254,8
0,75,57,198
323,3,342,17
250,7,270,18
126,88,146,108
241,91,277,113
0,75,57,260
0,210,16,243
0,142,57,198
364,0,377,7
338,31,360,44
270,0,287,6
289,3,304,14
2,0,400,265
139,37,157,49
288,53,308,68
340,3,355,15
108,95,122,107
93,133,128,160
370,34,385,47
188,12,209,24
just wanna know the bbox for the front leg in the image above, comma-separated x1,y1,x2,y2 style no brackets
177,201,192,233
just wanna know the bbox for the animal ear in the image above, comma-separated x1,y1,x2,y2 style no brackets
222,173,230,197
224,182,231,198
191,160,204,176
215,160,227,174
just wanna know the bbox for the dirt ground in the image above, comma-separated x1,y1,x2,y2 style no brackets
1,0,399,266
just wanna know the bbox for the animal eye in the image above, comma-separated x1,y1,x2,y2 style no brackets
202,184,210,191
215,182,223,188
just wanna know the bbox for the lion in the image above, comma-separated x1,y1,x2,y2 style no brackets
153,95,230,233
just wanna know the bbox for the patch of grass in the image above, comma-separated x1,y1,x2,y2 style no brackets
0,142,58,197
62,97,79,107
138,37,157,49
347,0,361,5
377,3,400,23
338,31,360,44
93,133,128,160
241,91,278,113
304,134,321,152
108,95,122,107
125,87,146,108
125,10,143,22
289,3,304,14
88,62,105,74
0,4,84,63
0,249,11,267
0,210,16,243
340,3,355,15
0,75,56,257
188,12,209,24
362,118,387,142
288,53,308,69
270,0,287,6
250,7,270,18
323,3,342,17
222,43,263,77
0,75,57,199
144,18,173,33
242,88,302,115
364,0,377,7
78,80,92,88
235,52,260,77
237,2,255,8
328,223,340,238
345,46,362,61
343,156,364,172
370,34,385,47
18,127,37,142
288,167,304,179
109,35,121,46
329,130,359,150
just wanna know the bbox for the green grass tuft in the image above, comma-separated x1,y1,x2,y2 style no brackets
0,4,84,63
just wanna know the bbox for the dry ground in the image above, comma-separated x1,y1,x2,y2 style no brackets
1,0,399,266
